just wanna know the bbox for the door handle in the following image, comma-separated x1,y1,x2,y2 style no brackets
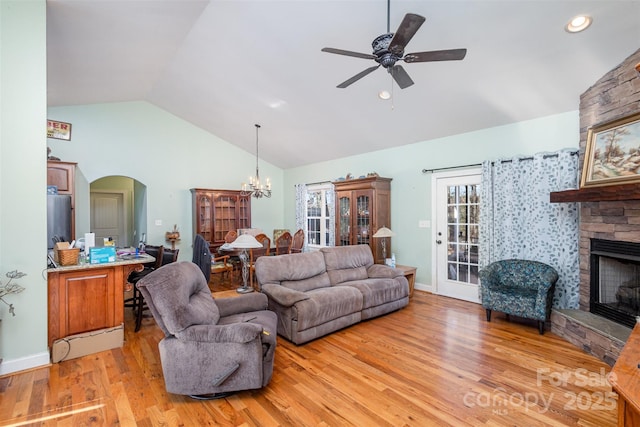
436,240,442,244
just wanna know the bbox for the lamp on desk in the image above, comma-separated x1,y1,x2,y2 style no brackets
373,226,395,264
229,234,263,293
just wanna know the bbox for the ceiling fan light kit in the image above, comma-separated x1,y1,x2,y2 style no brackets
378,90,391,100
322,2,467,90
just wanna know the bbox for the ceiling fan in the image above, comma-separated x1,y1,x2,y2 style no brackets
321,1,467,89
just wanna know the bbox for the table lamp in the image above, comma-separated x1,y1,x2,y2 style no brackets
373,226,396,264
229,233,263,293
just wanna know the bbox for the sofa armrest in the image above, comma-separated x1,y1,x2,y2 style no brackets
215,292,268,317
262,283,310,307
367,264,403,279
174,323,264,344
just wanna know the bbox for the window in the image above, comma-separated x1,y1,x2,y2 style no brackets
306,183,332,248
446,184,480,284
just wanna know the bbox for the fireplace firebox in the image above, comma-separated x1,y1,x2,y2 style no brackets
590,238,640,328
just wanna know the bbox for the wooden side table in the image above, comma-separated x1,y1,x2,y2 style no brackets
395,265,417,297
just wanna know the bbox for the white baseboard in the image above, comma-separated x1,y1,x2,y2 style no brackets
0,351,50,376
414,281,435,294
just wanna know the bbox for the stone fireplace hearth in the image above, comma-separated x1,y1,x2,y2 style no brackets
550,198,640,366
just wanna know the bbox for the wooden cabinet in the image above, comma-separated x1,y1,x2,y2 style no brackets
191,189,251,250
610,322,640,426
47,258,149,349
47,160,76,240
333,176,391,264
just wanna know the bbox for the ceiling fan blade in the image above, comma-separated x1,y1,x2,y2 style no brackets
390,65,414,89
388,13,426,56
337,65,380,88
321,47,376,60
404,48,467,63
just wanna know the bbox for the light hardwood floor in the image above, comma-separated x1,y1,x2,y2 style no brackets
0,285,617,426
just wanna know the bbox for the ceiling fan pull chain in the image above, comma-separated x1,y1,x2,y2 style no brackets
391,75,395,110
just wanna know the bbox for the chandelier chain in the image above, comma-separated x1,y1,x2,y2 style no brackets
241,123,271,198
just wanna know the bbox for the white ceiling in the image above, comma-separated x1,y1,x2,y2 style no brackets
46,1,640,169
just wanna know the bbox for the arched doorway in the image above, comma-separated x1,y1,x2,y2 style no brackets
90,176,147,248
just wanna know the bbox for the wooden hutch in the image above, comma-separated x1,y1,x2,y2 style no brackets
333,176,391,264
191,188,251,251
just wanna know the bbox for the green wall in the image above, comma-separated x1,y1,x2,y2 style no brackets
47,101,285,262
284,111,579,288
0,0,50,374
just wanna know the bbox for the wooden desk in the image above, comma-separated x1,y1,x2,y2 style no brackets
395,265,417,297
47,255,153,348
610,322,640,426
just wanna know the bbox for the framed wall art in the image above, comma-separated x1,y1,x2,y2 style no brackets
47,120,72,141
581,111,640,188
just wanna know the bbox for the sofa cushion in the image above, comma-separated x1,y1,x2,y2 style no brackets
294,286,363,330
321,245,374,285
339,277,408,309
255,251,330,292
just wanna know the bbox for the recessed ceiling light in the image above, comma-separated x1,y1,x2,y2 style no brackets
565,15,592,33
379,90,391,100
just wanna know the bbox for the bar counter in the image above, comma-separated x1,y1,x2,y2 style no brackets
47,254,154,350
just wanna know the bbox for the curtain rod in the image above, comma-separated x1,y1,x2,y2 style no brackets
422,151,579,174
296,180,332,187
422,163,481,174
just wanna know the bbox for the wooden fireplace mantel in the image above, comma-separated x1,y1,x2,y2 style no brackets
550,183,640,203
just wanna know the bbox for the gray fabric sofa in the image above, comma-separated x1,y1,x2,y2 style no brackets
255,245,409,344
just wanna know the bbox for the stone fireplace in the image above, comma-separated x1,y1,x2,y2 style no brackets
549,48,640,365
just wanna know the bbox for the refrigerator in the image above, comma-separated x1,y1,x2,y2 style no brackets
47,194,72,249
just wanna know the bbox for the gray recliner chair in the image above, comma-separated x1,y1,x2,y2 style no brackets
137,261,277,399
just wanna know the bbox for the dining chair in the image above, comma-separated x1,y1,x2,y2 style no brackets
290,229,304,253
275,231,292,255
249,233,271,288
223,230,242,274
224,230,238,243
135,246,179,332
210,255,234,285
125,244,164,311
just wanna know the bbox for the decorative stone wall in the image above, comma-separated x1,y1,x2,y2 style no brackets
550,49,640,365
577,48,640,309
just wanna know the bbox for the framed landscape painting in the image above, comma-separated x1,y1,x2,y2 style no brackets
581,111,640,188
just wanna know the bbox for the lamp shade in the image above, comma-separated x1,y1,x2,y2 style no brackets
229,233,263,249
373,226,396,238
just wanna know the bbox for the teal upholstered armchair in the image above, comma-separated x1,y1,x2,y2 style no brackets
479,259,559,335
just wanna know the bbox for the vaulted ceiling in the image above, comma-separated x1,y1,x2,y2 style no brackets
46,1,640,169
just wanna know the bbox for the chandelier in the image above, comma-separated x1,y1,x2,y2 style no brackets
241,124,271,198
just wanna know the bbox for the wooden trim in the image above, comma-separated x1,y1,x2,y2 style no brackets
550,184,640,203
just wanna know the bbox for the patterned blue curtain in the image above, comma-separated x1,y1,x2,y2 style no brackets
294,184,308,252
479,149,580,309
326,184,336,247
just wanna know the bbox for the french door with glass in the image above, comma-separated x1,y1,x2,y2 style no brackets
433,171,481,303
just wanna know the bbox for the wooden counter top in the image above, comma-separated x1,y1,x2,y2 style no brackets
47,254,154,273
